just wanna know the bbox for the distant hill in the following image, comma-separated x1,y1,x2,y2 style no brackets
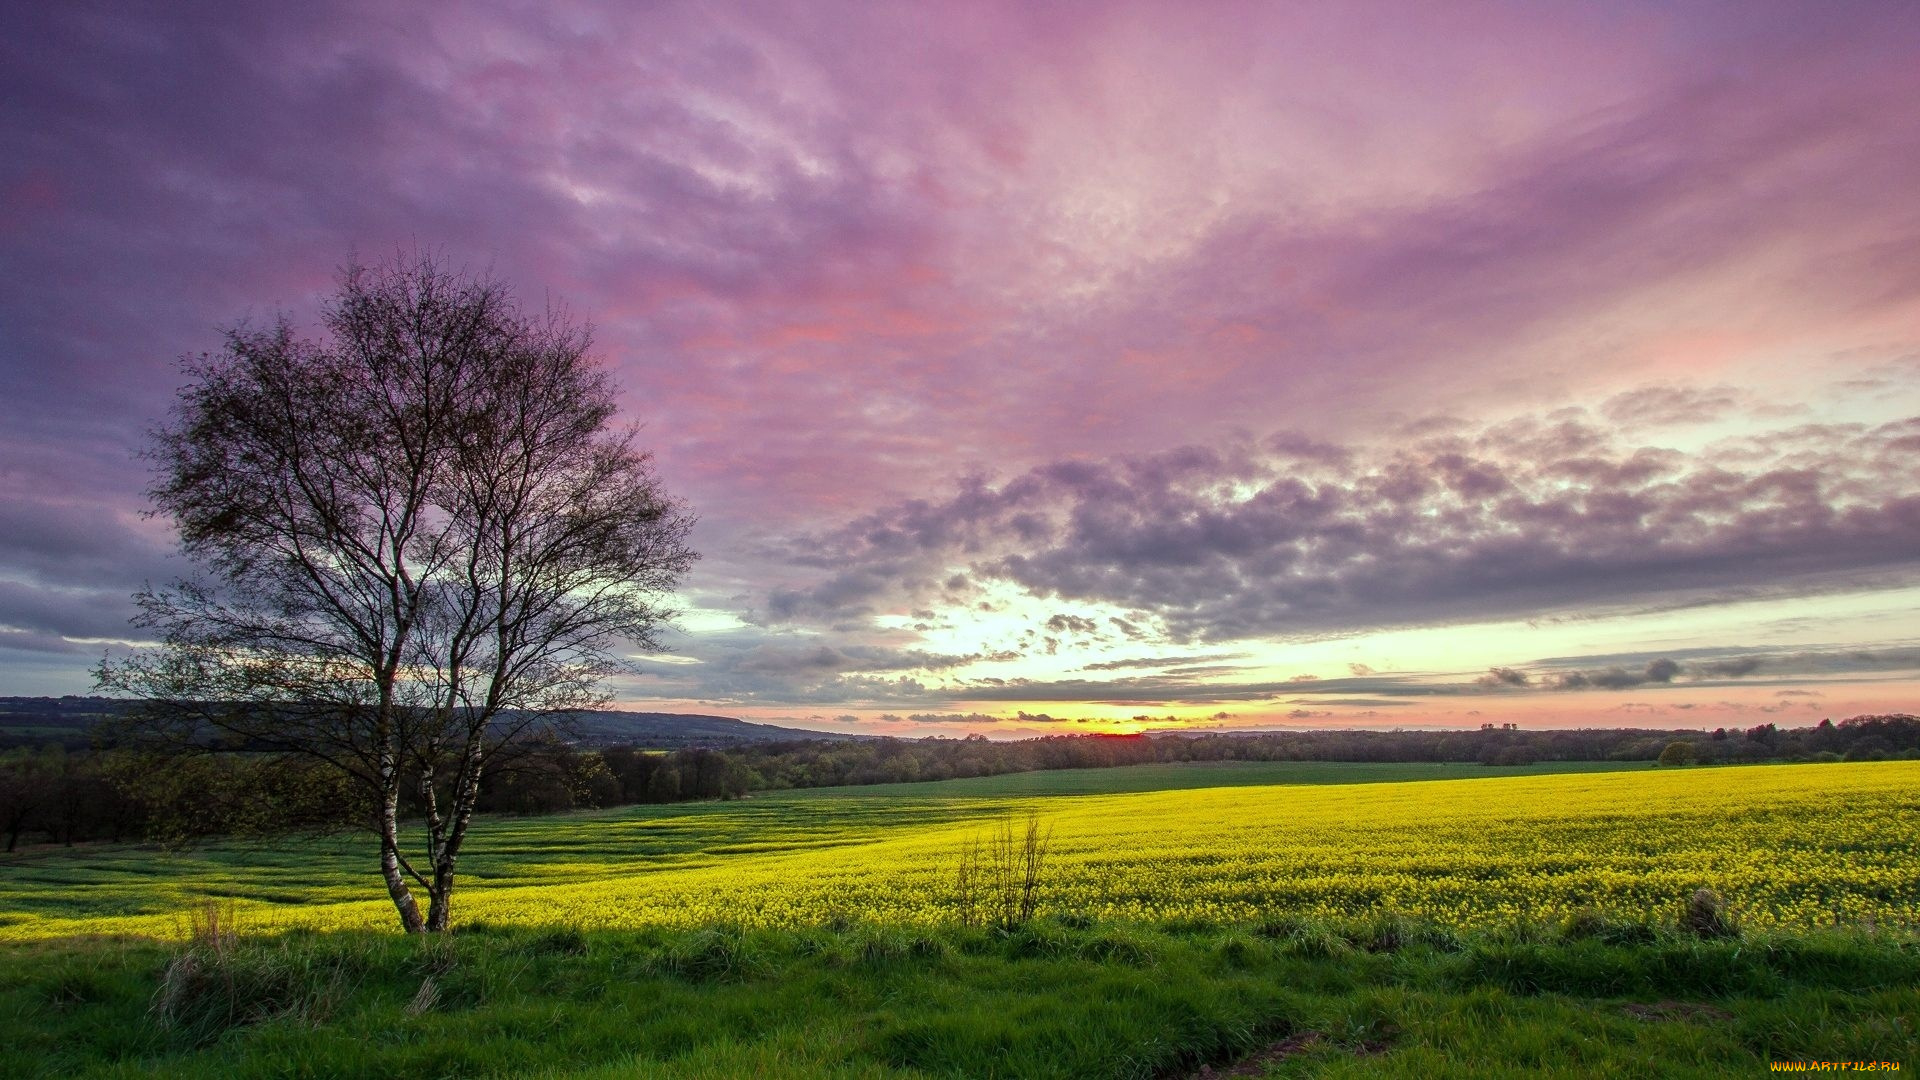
0,697,861,749
560,709,866,747
0,696,142,747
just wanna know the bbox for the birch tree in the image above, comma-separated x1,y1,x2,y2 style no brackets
99,254,697,932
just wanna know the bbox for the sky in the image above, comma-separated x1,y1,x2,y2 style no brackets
2,1,1917,738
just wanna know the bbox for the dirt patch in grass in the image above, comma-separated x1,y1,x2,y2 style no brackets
1184,1032,1322,1078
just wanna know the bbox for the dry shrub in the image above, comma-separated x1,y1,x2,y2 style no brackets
151,901,350,1042
1681,888,1740,940
953,812,1052,930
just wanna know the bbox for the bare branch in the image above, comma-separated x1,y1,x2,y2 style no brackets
100,251,698,933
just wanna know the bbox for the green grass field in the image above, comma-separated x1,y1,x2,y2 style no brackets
3,759,1914,1077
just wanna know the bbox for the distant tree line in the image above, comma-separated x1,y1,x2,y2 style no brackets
0,714,1913,850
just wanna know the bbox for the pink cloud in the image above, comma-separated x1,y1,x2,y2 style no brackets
4,0,1919,711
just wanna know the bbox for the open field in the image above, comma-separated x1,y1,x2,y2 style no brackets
4,759,1916,1077
781,758,1650,799
3,760,1915,941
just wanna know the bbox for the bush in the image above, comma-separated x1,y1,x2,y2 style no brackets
951,812,1051,930
1657,741,1695,766
1681,888,1739,940
152,938,353,1043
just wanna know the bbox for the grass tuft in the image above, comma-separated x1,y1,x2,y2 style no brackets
658,926,769,983
1682,887,1740,940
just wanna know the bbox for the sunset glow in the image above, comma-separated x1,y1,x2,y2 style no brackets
2,1,1917,735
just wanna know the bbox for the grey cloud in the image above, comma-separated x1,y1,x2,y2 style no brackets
1505,645,1920,693
1080,652,1246,672
732,643,977,675
761,412,1920,643
957,672,1474,706
1550,658,1682,691
0,580,150,644
0,627,92,656
1694,657,1764,677
903,712,1003,725
1477,666,1531,688
1045,613,1100,635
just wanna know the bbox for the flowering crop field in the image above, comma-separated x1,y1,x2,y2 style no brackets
3,760,1914,941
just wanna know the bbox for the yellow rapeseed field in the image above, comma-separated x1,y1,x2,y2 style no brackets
6,760,1915,939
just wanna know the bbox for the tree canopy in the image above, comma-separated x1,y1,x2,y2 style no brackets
99,254,698,931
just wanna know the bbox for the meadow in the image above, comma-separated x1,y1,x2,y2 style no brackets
3,759,1916,1077
3,759,1913,941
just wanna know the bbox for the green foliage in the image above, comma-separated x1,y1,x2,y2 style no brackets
1658,741,1696,766
2,919,1914,1078
1560,907,1660,947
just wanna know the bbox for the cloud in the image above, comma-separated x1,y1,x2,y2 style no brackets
1477,666,1532,688
1693,657,1764,677
1080,652,1246,672
1505,646,1920,692
1045,613,1100,635
1600,385,1742,428
903,712,1003,725
5,1,1920,710
731,643,978,675
1549,658,1682,691
758,413,1920,643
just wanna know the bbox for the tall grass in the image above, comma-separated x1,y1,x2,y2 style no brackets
3,914,1914,1078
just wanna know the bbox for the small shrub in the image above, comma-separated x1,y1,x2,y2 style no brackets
846,927,947,966
1681,888,1739,940
151,939,349,1043
952,812,1052,931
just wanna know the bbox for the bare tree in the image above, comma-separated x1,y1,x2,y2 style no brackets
98,254,697,932
951,811,1051,930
